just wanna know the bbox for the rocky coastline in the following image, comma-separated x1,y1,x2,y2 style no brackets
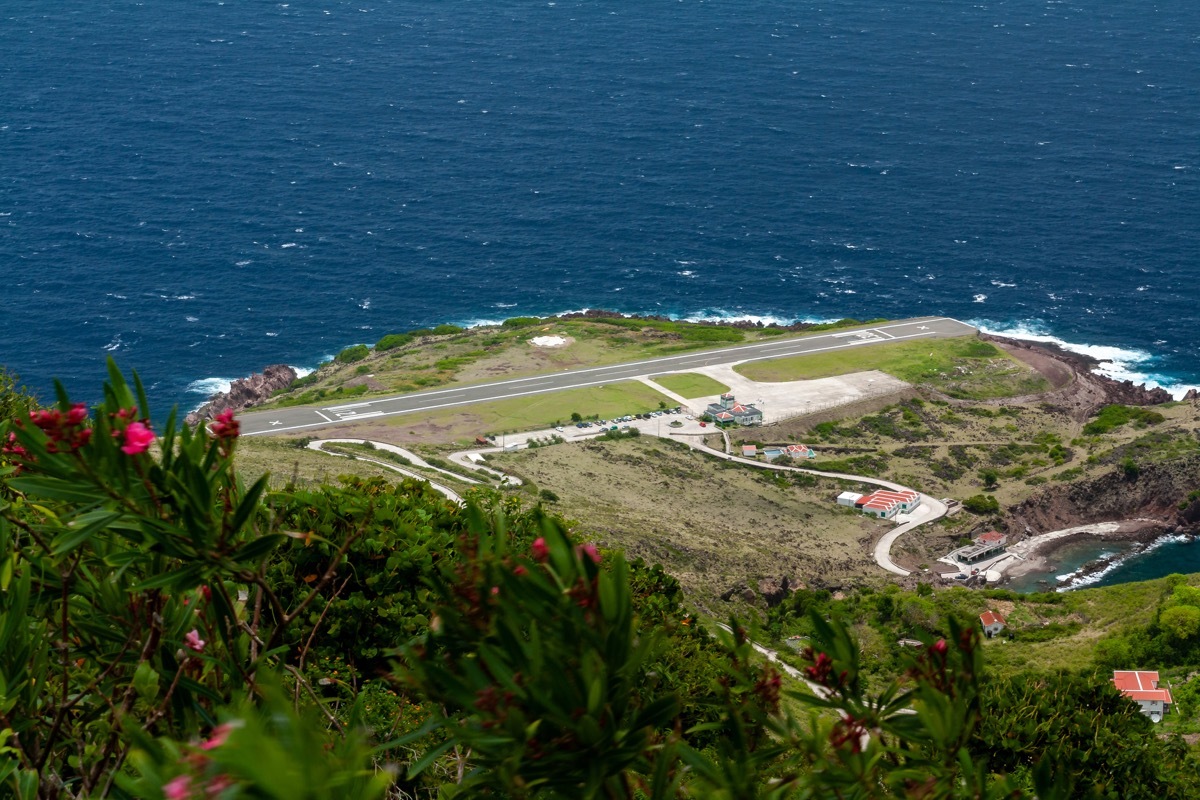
184,364,297,427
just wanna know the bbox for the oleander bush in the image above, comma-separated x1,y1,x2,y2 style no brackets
3,361,1197,798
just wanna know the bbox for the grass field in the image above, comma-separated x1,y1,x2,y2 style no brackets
255,317,885,412
735,336,1051,400
651,372,730,398
234,436,403,489
489,435,885,611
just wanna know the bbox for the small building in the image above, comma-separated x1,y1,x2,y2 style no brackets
705,394,763,426
786,444,816,459
858,493,901,519
980,610,1007,638
762,447,784,461
869,489,921,513
837,491,863,508
956,531,1009,564
1113,671,1173,722
741,445,758,458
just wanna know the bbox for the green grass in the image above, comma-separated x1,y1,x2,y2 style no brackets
385,380,677,438
735,336,1051,400
651,372,730,398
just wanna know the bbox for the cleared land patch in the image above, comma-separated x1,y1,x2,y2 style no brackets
489,436,886,610
651,372,731,398
735,336,1050,400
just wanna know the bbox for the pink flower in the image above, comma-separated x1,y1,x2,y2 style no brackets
531,537,549,562
184,629,206,653
931,638,948,655
210,410,239,440
577,543,601,564
204,774,235,796
164,775,193,800
120,421,155,455
200,723,235,751
65,403,89,426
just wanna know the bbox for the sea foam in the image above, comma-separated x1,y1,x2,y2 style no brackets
973,319,1199,400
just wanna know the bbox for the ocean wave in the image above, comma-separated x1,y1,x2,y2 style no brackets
1058,534,1191,591
972,319,1200,400
186,377,233,396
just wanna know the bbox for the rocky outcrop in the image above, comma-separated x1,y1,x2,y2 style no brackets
1184,388,1199,403
982,334,1173,420
757,576,796,608
185,365,297,426
1005,454,1200,535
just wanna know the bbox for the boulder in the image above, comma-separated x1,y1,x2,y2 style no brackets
185,364,298,426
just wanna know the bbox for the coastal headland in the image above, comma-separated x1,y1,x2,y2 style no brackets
204,311,1199,609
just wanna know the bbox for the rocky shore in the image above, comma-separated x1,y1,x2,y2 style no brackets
982,333,1174,419
184,364,297,427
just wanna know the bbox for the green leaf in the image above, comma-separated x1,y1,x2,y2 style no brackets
229,533,287,564
49,510,124,555
132,661,160,702
7,477,103,505
405,740,456,780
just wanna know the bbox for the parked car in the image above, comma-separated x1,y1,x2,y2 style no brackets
555,426,565,432
685,415,694,420
699,421,707,427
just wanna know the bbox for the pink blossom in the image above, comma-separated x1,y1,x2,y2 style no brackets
531,537,549,562
931,639,948,656
184,629,206,653
164,775,193,800
204,774,235,796
210,410,239,440
577,543,601,564
200,723,234,751
120,421,155,455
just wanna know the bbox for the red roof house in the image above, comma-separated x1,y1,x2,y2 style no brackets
1113,671,1173,721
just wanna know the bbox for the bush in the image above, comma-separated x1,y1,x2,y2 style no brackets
539,488,559,502
502,316,543,327
431,323,465,336
335,344,370,363
1083,404,1166,435
962,494,1000,515
375,332,413,351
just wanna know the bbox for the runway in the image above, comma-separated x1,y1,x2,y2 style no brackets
238,317,976,436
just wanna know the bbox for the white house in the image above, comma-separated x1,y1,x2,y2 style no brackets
979,610,1007,638
1113,671,1173,723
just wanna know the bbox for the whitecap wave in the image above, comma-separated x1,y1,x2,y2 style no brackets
292,367,314,379
1057,535,1190,591
186,377,233,396
973,294,987,303
971,319,1199,399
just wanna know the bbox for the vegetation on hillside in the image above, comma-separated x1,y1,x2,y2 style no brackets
6,363,1200,797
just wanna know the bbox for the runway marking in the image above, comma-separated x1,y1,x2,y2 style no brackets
314,410,334,422
270,420,282,426
313,318,969,415
246,328,947,437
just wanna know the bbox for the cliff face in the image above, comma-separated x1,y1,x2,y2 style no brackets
1005,454,1200,535
184,365,297,426
982,334,1173,420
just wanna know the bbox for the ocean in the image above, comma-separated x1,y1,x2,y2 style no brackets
3,0,1197,412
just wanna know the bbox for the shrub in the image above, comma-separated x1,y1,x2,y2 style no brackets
502,316,543,327
1083,404,1166,435
962,494,1000,515
335,344,370,363
431,324,465,336
375,332,413,351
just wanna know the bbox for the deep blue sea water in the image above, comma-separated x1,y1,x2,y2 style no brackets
3,0,1198,413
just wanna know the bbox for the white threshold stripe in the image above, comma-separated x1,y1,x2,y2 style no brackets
246,328,942,437
316,318,965,414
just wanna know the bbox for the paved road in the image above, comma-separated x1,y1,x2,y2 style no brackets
239,316,975,437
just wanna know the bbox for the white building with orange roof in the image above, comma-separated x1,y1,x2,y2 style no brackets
1112,670,1173,722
